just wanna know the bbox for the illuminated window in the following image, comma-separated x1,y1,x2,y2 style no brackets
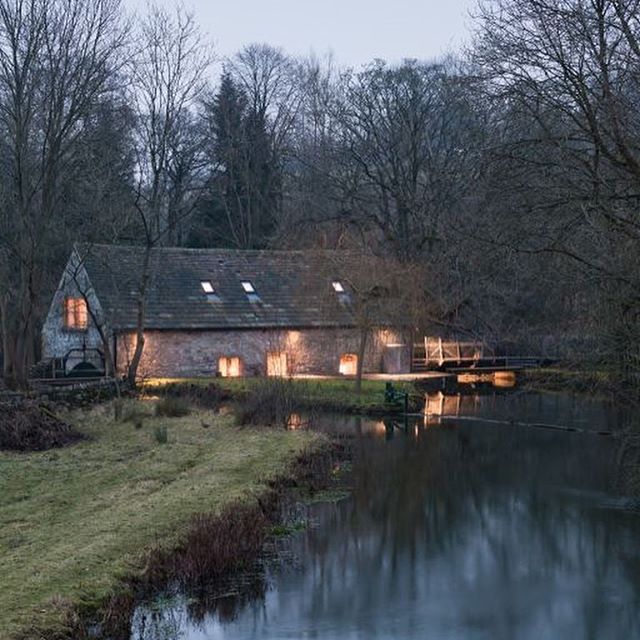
64,297,88,330
218,356,242,378
332,280,351,306
241,280,260,303
201,281,220,302
267,351,288,377
339,353,358,375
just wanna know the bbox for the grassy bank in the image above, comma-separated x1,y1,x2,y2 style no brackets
521,367,623,396
0,401,321,639
148,377,422,414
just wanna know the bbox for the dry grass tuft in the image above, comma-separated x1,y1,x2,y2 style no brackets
234,378,304,429
155,396,191,418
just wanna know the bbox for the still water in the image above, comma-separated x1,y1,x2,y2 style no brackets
131,391,640,640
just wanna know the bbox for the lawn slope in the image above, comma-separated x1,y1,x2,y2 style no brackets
0,401,318,638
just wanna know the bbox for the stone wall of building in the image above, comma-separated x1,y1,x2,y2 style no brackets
42,250,412,379
41,259,109,374
116,326,405,378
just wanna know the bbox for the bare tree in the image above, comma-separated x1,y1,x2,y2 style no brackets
229,43,301,154
474,0,640,371
325,251,430,392
275,54,355,248
0,0,127,386
336,59,487,262
125,2,212,385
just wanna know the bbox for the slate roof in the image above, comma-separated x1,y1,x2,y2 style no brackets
78,244,358,331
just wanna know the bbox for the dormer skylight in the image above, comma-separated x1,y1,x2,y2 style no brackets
240,280,261,303
201,281,220,302
332,280,351,305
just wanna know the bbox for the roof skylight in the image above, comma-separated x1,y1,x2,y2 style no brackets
201,280,221,302
241,281,255,293
332,281,345,293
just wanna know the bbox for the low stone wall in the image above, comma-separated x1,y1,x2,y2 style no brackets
116,327,404,378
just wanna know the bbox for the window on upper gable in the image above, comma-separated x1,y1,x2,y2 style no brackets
64,297,88,330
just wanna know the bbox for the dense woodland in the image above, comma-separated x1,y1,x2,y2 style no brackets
0,0,639,385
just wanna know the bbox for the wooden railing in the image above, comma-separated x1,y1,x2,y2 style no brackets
412,337,549,372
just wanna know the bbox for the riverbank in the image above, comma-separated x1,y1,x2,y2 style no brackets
148,377,429,415
521,367,628,398
0,400,324,639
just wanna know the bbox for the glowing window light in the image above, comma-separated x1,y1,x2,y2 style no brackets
219,356,241,378
339,353,358,375
267,351,288,377
64,297,88,330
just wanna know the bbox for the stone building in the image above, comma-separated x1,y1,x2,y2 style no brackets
41,244,410,379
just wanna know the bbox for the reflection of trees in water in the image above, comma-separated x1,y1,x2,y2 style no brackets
129,395,640,639
130,573,268,640
296,409,640,638
615,430,640,496
130,599,186,640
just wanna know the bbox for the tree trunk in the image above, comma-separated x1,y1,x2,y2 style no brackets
355,327,368,394
126,245,152,387
0,294,12,382
14,265,36,388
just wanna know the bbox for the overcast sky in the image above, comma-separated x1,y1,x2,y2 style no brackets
125,0,476,68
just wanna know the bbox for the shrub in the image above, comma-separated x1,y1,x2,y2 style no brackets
0,402,84,451
235,378,304,429
162,503,267,587
155,396,190,418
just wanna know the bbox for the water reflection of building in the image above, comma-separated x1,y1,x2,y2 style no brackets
456,371,517,388
424,392,484,426
287,413,305,430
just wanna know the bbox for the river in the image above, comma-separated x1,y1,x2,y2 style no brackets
129,390,640,640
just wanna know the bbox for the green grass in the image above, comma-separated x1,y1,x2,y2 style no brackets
522,367,621,394
147,377,418,414
0,401,320,639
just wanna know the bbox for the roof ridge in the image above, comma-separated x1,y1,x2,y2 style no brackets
83,243,349,255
